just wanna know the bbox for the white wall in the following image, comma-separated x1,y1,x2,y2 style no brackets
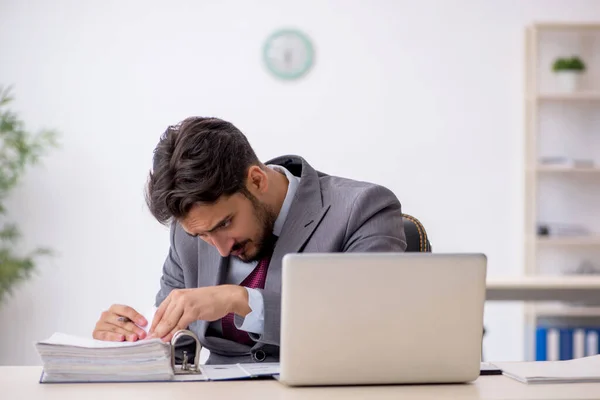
1,0,599,365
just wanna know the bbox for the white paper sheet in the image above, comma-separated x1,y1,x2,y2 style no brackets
38,332,165,348
494,355,600,384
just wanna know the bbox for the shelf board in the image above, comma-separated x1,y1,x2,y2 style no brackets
529,305,600,317
536,236,600,246
536,166,600,174
537,92,600,101
488,276,600,290
532,23,600,31
487,276,600,302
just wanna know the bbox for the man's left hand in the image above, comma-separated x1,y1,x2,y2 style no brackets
149,285,250,342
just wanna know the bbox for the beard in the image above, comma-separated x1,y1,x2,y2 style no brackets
231,194,277,263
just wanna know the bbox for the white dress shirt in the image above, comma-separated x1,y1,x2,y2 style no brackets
214,164,300,335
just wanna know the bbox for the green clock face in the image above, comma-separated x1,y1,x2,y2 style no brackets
263,29,314,80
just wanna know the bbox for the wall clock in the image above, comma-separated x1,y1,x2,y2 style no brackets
263,29,314,80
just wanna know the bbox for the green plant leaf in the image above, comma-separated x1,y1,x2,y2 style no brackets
0,85,57,304
553,56,586,72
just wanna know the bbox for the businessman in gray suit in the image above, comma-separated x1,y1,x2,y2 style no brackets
92,117,406,364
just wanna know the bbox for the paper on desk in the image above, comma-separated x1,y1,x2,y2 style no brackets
237,362,280,376
201,365,250,380
171,363,280,382
494,354,600,384
199,363,280,381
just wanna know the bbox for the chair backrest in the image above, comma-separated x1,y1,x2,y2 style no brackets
402,214,484,354
402,214,432,252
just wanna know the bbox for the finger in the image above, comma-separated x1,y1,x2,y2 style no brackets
93,331,125,341
111,314,146,339
162,312,194,342
100,311,145,339
162,326,181,343
152,299,180,338
109,304,147,327
150,297,171,334
96,322,139,342
152,301,184,339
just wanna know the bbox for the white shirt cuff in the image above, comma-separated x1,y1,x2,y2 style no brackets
235,287,265,335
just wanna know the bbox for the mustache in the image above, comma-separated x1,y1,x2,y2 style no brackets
231,240,250,252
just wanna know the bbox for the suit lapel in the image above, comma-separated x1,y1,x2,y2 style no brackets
265,206,330,293
264,156,331,294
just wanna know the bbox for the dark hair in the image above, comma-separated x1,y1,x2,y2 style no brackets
145,117,260,225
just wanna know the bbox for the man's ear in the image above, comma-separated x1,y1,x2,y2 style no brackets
247,165,268,194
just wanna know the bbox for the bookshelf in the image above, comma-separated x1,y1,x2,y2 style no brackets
524,22,600,361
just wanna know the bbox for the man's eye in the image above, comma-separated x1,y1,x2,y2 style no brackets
222,219,232,228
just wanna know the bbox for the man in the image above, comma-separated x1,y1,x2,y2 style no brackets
92,117,407,364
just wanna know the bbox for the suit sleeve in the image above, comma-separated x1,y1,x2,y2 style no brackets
154,222,186,307
342,185,407,252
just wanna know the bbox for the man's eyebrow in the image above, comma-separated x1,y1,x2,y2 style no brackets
185,215,232,237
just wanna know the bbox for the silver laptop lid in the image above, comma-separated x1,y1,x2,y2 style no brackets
279,252,487,386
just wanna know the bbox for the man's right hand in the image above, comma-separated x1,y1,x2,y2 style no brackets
92,304,148,342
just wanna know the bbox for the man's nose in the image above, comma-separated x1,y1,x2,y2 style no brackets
211,234,234,257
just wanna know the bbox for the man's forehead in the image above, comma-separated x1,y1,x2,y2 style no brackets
183,203,223,226
181,196,241,231
192,194,239,215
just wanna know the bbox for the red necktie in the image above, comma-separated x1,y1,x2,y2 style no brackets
221,250,274,345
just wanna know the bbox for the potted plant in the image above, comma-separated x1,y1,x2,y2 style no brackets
0,86,57,305
552,56,586,92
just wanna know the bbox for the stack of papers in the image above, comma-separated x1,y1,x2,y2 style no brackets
494,354,600,384
35,333,173,383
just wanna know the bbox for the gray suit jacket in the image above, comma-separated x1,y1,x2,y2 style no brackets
155,155,407,364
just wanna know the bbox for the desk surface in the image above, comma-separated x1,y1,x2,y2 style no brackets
4,367,600,400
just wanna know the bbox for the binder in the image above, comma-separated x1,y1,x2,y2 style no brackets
559,328,573,361
547,329,559,361
38,329,279,384
535,327,547,361
587,329,599,357
573,329,585,359
535,325,600,361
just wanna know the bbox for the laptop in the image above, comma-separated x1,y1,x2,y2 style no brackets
278,252,487,386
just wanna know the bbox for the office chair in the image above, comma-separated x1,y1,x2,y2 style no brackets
402,213,486,360
402,214,432,252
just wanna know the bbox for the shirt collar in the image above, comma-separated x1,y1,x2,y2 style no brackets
267,164,300,237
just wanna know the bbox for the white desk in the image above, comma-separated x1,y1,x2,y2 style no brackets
486,276,600,303
3,366,600,400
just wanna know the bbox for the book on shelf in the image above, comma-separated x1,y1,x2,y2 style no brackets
538,156,595,168
536,326,599,361
537,223,590,237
